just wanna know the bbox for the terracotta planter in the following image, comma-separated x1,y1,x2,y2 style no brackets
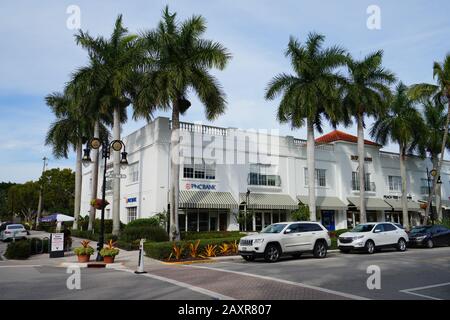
77,255,90,263
103,256,115,264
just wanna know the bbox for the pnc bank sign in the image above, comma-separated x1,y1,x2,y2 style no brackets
185,183,216,191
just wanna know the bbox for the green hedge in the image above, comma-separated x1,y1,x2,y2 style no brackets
181,231,243,240
125,218,160,228
144,237,242,260
5,240,32,259
121,226,169,243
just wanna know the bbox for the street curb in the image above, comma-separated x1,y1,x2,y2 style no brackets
59,262,125,269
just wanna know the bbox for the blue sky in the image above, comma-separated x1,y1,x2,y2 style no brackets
1,0,449,183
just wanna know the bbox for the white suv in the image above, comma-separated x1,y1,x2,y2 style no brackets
238,221,331,262
338,222,409,254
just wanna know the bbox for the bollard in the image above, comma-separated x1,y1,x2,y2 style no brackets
135,238,147,274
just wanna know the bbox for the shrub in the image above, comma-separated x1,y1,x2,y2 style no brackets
73,240,95,256
437,218,450,229
5,240,31,259
144,237,242,260
291,204,310,221
29,238,49,254
181,231,243,240
125,218,159,228
121,225,169,242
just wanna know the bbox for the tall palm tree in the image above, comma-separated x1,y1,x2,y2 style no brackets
75,15,142,235
370,83,424,229
45,90,89,230
133,6,231,240
265,32,347,221
409,54,450,223
342,51,396,224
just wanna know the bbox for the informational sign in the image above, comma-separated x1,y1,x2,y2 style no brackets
185,183,216,190
126,197,137,204
49,233,65,258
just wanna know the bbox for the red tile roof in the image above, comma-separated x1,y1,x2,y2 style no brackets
315,130,381,146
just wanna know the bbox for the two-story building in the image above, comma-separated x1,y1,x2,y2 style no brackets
80,117,450,231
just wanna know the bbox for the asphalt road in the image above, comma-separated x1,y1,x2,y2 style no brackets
0,265,212,300
192,247,450,300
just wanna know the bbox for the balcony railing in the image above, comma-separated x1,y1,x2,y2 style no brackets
351,180,376,192
173,121,228,136
292,139,334,151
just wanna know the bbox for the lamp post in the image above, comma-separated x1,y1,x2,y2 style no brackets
82,137,128,261
245,189,251,232
427,168,442,225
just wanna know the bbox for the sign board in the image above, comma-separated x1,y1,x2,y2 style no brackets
49,233,64,258
106,173,127,179
126,197,137,204
185,183,216,190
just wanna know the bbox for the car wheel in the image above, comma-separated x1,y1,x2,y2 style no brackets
397,238,407,252
242,255,255,262
313,241,327,258
365,240,375,254
426,239,434,249
264,244,281,262
339,248,351,254
292,253,302,259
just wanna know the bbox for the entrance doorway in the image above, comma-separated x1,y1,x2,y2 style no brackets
321,210,335,231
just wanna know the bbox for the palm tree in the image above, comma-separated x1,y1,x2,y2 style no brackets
133,6,231,240
409,54,450,223
342,51,396,224
370,83,424,229
265,32,347,221
45,90,90,230
75,15,142,235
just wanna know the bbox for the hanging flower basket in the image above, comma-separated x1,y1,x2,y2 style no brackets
420,203,428,210
90,198,109,210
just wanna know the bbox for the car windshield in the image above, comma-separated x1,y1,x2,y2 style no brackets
261,224,287,234
410,226,431,234
7,225,24,230
351,224,375,232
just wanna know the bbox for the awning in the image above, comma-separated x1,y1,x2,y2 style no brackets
347,197,392,211
297,196,347,209
179,191,238,209
240,193,298,210
383,199,421,211
40,214,75,223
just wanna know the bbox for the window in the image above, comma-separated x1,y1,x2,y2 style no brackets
183,159,215,180
420,178,429,195
382,223,396,232
128,162,139,183
127,207,137,223
248,164,281,187
352,172,372,191
304,168,327,187
388,176,401,191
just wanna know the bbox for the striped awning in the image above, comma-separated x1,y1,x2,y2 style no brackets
239,193,298,210
383,199,421,211
297,196,347,209
347,197,392,211
179,191,238,209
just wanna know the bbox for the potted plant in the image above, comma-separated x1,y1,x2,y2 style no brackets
90,198,109,210
100,239,120,263
73,240,95,263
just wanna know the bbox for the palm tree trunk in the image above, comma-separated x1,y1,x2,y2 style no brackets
399,144,409,229
88,121,100,231
357,113,367,224
425,96,450,224
306,119,316,221
73,139,83,230
425,157,438,223
112,107,121,236
170,100,181,240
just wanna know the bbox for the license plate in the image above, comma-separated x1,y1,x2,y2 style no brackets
241,247,247,251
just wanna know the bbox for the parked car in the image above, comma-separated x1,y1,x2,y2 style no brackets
0,223,28,241
338,222,408,254
408,225,450,248
238,221,331,262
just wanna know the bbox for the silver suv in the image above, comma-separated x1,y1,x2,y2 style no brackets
238,221,331,262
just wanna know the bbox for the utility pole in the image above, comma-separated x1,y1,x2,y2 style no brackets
36,157,48,229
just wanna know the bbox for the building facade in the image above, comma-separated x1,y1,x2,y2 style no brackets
80,117,450,231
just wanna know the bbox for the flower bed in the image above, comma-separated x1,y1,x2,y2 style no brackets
144,236,243,261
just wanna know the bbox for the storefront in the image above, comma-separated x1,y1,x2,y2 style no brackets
346,197,392,228
383,198,421,226
297,196,347,231
178,191,238,232
239,193,298,231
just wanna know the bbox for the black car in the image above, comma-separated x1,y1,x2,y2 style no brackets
408,225,450,248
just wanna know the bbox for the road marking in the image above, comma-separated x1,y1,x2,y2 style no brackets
186,264,370,300
0,265,42,268
113,266,235,300
400,282,450,300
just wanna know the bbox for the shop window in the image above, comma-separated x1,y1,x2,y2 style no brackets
179,214,186,232
127,207,137,223
187,212,197,231
199,211,209,231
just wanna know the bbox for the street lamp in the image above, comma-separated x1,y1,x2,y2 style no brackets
82,137,128,261
426,168,442,224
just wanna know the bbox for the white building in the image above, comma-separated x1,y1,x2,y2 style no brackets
81,117,450,231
